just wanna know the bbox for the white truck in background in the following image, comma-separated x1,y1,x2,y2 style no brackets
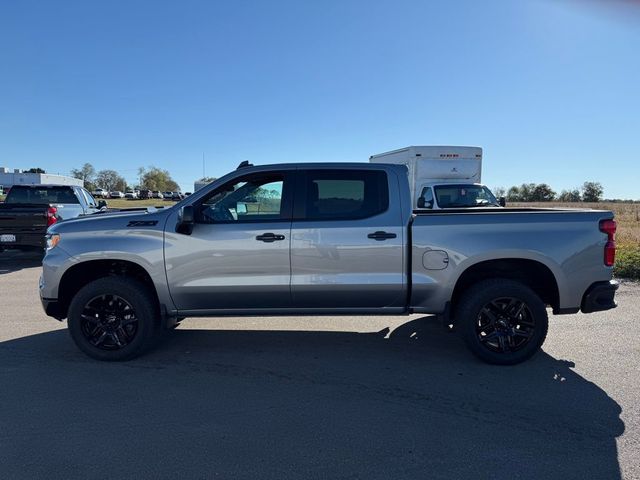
369,146,503,209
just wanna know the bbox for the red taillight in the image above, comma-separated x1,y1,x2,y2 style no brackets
599,219,616,267
47,206,58,227
604,242,616,267
600,219,616,236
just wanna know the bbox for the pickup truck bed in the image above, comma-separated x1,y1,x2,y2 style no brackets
410,208,615,315
39,162,618,365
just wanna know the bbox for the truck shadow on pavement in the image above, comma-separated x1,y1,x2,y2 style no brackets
0,318,624,480
0,249,43,274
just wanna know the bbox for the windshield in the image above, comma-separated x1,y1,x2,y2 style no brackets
6,186,79,204
433,184,499,208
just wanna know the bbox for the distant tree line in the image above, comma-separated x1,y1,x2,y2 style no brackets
69,163,179,192
492,181,605,203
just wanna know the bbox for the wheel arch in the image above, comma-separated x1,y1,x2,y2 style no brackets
451,258,561,314
57,259,162,321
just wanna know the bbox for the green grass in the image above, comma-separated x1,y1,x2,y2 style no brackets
615,244,640,280
103,198,177,209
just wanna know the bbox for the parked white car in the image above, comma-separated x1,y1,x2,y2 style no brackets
92,188,109,198
124,191,138,199
109,191,125,199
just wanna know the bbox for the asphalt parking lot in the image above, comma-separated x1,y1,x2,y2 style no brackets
1,249,639,480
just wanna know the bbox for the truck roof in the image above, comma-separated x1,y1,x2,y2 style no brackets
233,162,409,172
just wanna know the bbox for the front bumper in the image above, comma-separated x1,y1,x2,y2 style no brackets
39,244,74,320
40,296,65,320
581,280,618,313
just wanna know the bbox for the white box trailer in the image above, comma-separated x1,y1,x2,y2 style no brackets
370,145,482,198
370,146,499,209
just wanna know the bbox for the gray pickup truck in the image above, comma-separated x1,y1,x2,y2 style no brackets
40,162,618,364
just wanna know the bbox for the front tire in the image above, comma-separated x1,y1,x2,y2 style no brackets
455,279,549,365
67,277,159,361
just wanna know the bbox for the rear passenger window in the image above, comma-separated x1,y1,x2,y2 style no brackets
302,170,388,220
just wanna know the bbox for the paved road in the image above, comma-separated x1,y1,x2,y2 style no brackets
1,249,639,480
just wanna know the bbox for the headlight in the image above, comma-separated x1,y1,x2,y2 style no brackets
46,233,61,250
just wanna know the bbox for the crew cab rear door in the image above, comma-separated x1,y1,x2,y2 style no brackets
164,170,294,311
290,167,405,309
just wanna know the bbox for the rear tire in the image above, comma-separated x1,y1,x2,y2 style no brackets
67,277,159,361
455,279,548,365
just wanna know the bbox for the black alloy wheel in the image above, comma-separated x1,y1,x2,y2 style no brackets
80,294,139,350
67,277,159,361
476,297,536,354
456,279,549,365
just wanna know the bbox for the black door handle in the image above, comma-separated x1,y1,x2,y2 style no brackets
256,232,285,242
367,231,397,241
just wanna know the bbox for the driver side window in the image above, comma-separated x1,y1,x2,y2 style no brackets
199,174,285,223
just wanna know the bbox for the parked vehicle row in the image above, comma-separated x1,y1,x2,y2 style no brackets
91,188,186,200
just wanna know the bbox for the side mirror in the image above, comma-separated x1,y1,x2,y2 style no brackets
98,200,108,209
417,197,433,209
176,205,195,235
499,197,506,207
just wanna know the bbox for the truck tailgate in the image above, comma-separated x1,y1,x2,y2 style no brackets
0,204,50,247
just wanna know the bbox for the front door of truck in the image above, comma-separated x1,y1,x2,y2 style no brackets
290,168,405,309
164,171,294,312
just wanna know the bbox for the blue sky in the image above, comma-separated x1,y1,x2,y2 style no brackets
1,0,639,198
